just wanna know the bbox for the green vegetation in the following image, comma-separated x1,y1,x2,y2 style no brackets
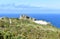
0,17,60,39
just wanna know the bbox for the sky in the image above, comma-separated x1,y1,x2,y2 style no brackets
0,0,60,14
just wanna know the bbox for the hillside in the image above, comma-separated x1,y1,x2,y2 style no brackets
0,17,60,39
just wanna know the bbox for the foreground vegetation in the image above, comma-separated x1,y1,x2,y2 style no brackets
0,17,60,39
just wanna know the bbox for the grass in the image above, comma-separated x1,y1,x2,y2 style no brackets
0,17,60,39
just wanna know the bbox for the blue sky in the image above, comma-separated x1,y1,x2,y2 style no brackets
0,0,60,14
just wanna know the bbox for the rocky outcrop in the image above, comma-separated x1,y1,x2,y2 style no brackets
20,14,36,21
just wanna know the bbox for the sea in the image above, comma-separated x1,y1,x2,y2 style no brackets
0,14,60,28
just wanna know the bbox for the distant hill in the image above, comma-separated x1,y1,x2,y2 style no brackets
0,17,60,39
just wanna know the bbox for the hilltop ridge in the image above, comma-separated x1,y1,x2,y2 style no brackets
0,15,60,39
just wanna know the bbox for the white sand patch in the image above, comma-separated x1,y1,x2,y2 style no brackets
34,20,49,25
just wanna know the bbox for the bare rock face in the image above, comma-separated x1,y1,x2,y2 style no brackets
19,14,36,21
19,14,50,25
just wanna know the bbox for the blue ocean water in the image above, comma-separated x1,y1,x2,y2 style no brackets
27,14,60,28
0,14,60,28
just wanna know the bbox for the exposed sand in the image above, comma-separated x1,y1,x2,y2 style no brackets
34,20,49,25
